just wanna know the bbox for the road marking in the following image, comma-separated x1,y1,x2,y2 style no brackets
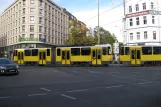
60,94,76,100
106,73,148,82
108,72,120,74
105,85,124,89
28,93,48,97
40,88,51,92
66,89,87,93
138,81,153,85
0,96,11,99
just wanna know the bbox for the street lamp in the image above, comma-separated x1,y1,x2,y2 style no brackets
97,0,100,45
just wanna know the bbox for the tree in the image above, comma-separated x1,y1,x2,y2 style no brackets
65,20,88,46
93,27,117,45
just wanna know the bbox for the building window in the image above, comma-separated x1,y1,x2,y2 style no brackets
143,3,146,10
49,21,50,27
39,26,42,33
30,25,34,32
23,8,25,15
137,32,140,40
136,17,139,25
153,31,156,40
143,16,147,24
23,0,26,6
39,34,42,39
22,25,25,32
30,16,34,23
135,4,139,11
48,28,50,35
30,0,34,4
45,3,47,9
48,36,50,42
151,2,154,10
130,18,133,26
129,6,132,13
45,19,47,25
30,34,34,38
144,31,147,39
30,8,34,14
39,17,42,24
45,27,47,33
45,11,47,17
130,33,133,40
22,17,25,23
152,16,155,24
39,0,42,6
39,9,42,15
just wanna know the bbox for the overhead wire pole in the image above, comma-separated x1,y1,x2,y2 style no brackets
98,0,100,44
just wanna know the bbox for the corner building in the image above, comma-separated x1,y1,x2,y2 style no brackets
123,0,161,45
0,0,69,52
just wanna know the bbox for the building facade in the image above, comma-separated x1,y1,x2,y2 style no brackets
123,0,161,45
0,0,69,52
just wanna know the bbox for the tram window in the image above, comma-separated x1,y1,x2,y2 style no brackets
92,50,96,58
67,51,70,59
108,47,112,55
14,50,17,56
81,48,90,55
25,50,31,56
137,50,141,59
57,48,61,56
142,47,152,55
132,50,135,59
125,47,130,55
120,47,124,55
102,47,106,55
62,51,65,59
32,49,38,56
71,48,80,56
98,50,101,59
47,49,50,56
153,47,161,54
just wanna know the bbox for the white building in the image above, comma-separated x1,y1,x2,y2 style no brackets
123,0,161,45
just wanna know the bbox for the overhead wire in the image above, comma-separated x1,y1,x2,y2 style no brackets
83,0,132,22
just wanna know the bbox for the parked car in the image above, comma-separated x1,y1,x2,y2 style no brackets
0,58,19,75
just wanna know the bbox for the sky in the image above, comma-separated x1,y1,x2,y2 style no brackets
0,0,124,42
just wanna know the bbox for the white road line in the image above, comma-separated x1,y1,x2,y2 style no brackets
28,93,48,97
105,85,124,89
40,88,51,92
0,96,11,99
108,72,120,74
60,94,76,100
138,81,153,85
66,89,87,93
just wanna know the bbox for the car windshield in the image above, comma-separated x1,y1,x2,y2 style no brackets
0,59,13,64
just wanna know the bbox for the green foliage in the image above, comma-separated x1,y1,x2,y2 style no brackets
65,21,118,46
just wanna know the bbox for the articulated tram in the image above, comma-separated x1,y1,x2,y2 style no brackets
119,45,161,66
13,44,113,66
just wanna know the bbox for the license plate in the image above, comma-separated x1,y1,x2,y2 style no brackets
9,70,15,72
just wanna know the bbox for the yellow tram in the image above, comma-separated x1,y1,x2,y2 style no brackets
13,44,113,66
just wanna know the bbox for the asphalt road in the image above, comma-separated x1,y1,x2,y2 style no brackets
0,66,161,107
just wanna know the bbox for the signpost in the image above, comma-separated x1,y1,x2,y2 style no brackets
19,37,39,42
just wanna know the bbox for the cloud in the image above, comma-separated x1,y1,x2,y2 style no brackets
73,6,124,42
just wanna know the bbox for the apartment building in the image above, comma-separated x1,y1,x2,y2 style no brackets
123,0,161,45
0,0,69,51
